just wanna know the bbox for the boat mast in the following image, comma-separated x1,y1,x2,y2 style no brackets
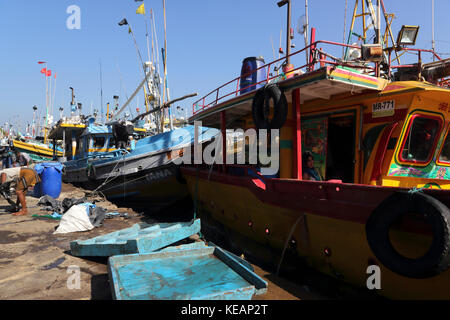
161,0,173,132
432,0,436,60
99,59,104,123
277,0,292,65
304,0,309,65
32,106,37,138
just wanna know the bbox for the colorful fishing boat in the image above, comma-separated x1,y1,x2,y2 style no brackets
181,1,450,299
12,138,63,162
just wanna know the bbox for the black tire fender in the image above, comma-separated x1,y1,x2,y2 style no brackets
366,191,450,279
252,84,288,129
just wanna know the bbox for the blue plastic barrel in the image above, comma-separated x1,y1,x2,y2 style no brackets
240,57,266,95
34,162,64,199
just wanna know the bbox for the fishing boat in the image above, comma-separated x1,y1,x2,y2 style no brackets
12,138,63,162
59,3,220,212
181,1,450,299
61,119,217,212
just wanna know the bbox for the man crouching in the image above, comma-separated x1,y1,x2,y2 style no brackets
0,167,40,216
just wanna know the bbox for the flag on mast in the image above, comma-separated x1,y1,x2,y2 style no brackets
136,3,145,15
38,61,46,64
118,18,128,26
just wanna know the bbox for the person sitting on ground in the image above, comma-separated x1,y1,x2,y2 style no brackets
302,151,322,181
0,167,40,216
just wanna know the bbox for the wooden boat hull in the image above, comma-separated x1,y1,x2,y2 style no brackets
182,166,450,299
13,139,63,162
67,161,189,213
63,125,218,212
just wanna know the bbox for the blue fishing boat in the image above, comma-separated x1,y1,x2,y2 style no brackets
63,120,218,211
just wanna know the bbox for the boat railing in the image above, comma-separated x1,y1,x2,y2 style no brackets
192,40,374,115
77,149,129,164
192,38,446,116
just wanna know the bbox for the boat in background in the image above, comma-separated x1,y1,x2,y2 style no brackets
61,119,218,212
12,138,63,162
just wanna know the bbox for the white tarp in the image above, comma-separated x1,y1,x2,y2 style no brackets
53,204,95,234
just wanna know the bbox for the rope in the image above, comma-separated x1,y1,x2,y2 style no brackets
408,187,424,194
89,151,126,196
276,215,304,276
407,186,426,202
194,166,203,239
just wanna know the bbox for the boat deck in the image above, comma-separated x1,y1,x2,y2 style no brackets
190,66,388,128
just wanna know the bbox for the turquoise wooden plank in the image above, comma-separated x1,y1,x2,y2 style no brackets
70,219,201,257
207,241,255,272
161,242,254,272
108,245,268,300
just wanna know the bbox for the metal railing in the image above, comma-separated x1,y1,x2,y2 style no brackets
192,39,445,116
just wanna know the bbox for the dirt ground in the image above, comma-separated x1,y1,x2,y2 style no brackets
0,183,324,300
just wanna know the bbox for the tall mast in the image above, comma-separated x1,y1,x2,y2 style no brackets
305,0,309,65
432,0,436,60
99,59,104,122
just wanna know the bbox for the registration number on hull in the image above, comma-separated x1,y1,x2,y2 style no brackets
372,100,395,118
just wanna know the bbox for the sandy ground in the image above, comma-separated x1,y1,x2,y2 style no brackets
0,183,324,300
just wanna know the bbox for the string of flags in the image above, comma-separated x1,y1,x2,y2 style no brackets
118,0,146,30
38,61,52,77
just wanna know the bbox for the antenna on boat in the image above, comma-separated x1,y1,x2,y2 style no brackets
270,36,276,62
70,87,75,106
297,13,308,65
277,0,292,65
432,0,436,61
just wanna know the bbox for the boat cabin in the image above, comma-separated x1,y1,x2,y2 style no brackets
189,39,450,190
74,124,117,159
48,117,146,161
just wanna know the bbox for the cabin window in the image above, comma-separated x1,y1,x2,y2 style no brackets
93,137,106,149
399,115,442,164
439,128,450,163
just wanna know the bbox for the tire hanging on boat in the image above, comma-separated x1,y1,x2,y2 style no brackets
252,84,288,130
366,191,450,279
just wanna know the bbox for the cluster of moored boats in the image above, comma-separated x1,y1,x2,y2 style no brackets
2,0,450,299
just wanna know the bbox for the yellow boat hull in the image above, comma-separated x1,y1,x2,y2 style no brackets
183,168,450,299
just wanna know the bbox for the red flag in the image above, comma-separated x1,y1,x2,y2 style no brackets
38,61,46,64
46,69,52,77
40,67,47,74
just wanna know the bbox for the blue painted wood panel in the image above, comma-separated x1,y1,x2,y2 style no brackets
108,245,268,300
70,219,201,257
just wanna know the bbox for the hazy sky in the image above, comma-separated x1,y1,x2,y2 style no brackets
0,0,449,131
